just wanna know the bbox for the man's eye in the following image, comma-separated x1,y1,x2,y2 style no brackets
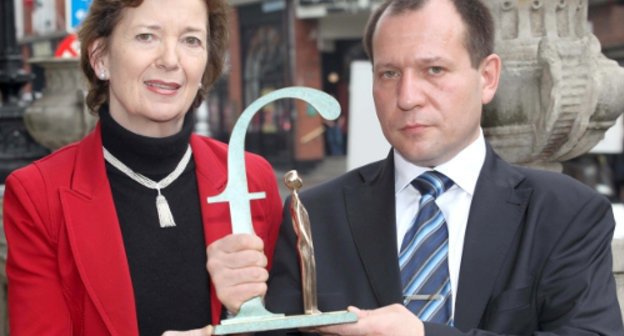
428,66,444,75
382,70,399,79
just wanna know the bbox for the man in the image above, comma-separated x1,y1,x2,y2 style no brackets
209,0,624,335
263,0,623,335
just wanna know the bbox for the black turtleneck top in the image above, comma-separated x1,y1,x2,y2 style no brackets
100,108,211,335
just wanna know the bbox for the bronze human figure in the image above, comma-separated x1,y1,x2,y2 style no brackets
284,170,320,315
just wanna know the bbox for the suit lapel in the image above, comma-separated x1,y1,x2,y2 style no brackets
344,154,404,306
453,145,531,329
59,125,139,335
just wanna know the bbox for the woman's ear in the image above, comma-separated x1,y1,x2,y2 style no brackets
479,53,501,105
88,38,108,79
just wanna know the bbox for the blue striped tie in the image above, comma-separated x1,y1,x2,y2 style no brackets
399,171,454,325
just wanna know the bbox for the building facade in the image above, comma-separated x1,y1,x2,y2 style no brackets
224,0,379,169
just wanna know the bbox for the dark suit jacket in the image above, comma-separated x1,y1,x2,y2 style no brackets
3,124,283,335
265,145,623,335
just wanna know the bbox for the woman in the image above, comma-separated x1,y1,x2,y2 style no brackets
2,0,282,334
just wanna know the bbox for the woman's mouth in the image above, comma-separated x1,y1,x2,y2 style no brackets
144,80,181,95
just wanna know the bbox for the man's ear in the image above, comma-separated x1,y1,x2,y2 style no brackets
479,53,501,105
88,38,108,77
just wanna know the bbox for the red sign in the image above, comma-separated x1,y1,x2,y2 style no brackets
54,34,79,58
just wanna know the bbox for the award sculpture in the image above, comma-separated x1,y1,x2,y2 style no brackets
284,170,318,315
208,87,357,334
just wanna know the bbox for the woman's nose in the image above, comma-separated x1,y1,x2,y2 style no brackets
156,40,180,70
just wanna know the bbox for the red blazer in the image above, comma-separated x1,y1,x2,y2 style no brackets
3,124,283,335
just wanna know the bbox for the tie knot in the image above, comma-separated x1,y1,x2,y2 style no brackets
411,171,453,199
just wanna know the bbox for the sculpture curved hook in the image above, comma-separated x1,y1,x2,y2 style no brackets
208,86,340,235
208,87,349,334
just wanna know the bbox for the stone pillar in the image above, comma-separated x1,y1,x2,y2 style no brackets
482,0,624,171
0,0,49,182
24,58,97,151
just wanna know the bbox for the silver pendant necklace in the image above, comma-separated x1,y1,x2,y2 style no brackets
103,145,192,228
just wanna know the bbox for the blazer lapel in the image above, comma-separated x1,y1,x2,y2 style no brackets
59,125,139,335
190,135,228,245
344,153,404,306
190,135,228,323
453,145,531,329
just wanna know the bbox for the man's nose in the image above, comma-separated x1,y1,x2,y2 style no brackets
397,72,426,111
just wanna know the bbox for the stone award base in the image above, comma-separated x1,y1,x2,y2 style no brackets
213,310,357,335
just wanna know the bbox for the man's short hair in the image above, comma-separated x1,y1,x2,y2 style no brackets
363,0,495,68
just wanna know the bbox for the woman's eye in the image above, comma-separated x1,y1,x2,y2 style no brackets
184,36,203,47
136,33,153,42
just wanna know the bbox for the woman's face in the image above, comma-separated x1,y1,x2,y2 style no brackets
94,0,208,137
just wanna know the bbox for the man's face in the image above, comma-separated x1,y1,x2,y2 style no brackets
371,0,499,167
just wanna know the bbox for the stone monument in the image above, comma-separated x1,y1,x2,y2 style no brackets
0,0,49,183
24,58,97,151
482,0,624,171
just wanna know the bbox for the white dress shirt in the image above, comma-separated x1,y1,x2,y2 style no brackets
394,130,486,316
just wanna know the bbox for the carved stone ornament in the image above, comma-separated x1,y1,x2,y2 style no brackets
482,0,624,171
24,58,97,151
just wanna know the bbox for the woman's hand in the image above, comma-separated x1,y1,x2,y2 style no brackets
206,233,269,314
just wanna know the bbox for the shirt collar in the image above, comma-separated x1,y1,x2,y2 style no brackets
394,130,486,196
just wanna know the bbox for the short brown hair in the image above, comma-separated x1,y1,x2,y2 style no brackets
363,0,494,68
78,0,230,114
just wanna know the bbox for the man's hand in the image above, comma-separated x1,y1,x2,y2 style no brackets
206,234,268,314
161,325,213,336
311,305,424,336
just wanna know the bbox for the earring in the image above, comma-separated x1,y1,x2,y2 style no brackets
198,83,203,88
99,70,107,80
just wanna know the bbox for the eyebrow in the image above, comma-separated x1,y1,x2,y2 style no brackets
375,55,450,68
136,24,207,35
417,56,449,65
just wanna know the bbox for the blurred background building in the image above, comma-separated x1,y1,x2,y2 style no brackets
6,0,623,181
5,0,623,172
7,0,385,172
